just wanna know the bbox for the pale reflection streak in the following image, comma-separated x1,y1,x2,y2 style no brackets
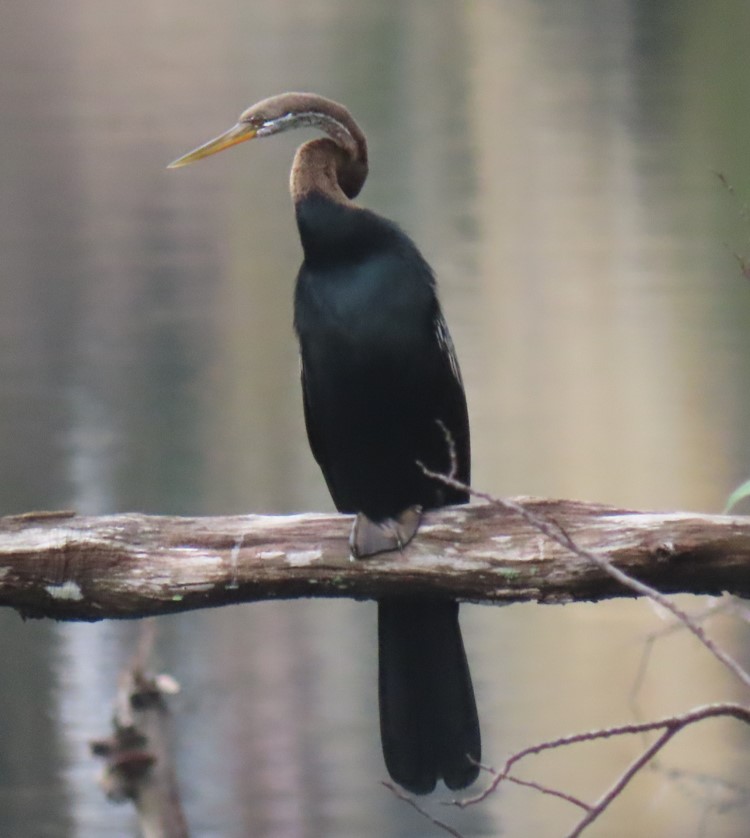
55,383,134,836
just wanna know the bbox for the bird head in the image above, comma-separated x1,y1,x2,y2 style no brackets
167,93,364,169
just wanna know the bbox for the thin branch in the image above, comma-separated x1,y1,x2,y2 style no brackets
628,597,731,715
468,759,591,811
714,170,750,280
657,764,750,815
418,467,750,691
452,702,750,809
382,783,466,838
503,774,590,812
565,727,677,837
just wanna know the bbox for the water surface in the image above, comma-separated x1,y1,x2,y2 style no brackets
2,1,750,836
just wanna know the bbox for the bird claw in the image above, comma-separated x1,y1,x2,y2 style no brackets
350,506,422,558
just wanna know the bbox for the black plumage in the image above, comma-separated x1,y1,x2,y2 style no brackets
169,93,480,794
294,193,469,520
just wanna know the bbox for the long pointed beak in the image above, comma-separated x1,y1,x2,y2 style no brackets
167,122,258,168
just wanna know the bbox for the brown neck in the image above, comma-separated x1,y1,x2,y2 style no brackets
284,96,368,205
290,138,368,205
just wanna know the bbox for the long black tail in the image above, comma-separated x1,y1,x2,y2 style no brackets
378,597,480,795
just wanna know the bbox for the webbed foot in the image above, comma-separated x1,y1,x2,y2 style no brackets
350,506,422,558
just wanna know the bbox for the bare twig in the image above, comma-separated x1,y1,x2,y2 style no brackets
382,783,466,838
457,704,750,807
457,704,750,837
418,466,750,691
566,727,677,837
502,774,590,811
628,597,732,714
714,170,750,280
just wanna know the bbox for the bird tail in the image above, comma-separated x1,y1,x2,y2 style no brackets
378,597,480,795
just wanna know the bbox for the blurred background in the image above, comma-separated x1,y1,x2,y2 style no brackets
2,0,750,835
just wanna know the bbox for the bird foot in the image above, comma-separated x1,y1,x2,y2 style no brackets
350,506,422,558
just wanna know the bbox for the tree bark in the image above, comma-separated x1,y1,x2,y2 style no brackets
1,499,748,621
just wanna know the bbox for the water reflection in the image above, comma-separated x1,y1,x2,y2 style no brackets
1,0,750,836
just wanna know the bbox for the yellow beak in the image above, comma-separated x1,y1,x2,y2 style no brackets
167,122,258,168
